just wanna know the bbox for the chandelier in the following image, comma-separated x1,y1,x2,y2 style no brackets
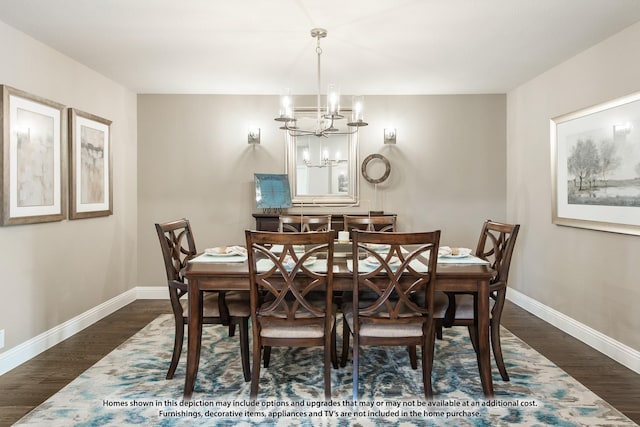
275,28,368,137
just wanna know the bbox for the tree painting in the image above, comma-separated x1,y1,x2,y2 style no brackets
567,139,600,191
565,121,640,207
598,140,621,186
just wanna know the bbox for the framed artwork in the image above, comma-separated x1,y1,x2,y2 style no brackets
551,91,640,235
254,173,292,213
68,108,112,219
1,85,66,225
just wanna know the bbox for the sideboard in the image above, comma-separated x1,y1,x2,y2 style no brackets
252,213,397,232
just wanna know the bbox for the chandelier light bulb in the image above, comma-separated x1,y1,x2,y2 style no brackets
326,84,340,117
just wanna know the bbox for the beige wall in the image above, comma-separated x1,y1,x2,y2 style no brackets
0,22,138,353
506,21,640,351
137,94,506,286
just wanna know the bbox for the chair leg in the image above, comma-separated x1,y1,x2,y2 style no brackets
250,336,262,399
263,346,271,368
491,290,510,381
408,346,418,370
422,322,436,398
166,318,184,380
467,324,479,354
352,337,359,402
325,331,332,400
331,321,338,369
228,323,236,337
340,316,350,367
436,324,443,340
239,318,251,382
491,323,510,381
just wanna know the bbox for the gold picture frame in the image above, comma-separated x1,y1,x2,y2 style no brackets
1,85,66,225
551,91,640,235
68,108,112,219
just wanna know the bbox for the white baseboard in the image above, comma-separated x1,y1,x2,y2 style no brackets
0,286,167,376
135,286,168,300
507,288,640,375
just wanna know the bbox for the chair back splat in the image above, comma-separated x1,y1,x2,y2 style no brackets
476,220,520,288
278,214,332,232
343,214,396,235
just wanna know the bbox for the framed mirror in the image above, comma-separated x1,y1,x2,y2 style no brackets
285,108,359,206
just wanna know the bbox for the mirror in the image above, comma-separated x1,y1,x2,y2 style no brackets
286,108,359,206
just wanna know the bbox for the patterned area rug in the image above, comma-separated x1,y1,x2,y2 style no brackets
14,315,635,426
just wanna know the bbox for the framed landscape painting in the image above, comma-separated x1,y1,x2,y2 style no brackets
551,91,640,235
68,108,112,219
1,85,66,225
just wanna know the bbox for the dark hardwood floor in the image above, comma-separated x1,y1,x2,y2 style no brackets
0,299,638,426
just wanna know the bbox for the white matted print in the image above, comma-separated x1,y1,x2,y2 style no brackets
551,91,640,235
69,108,112,219
1,85,66,225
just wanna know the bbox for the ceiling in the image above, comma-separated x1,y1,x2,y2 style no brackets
1,0,640,95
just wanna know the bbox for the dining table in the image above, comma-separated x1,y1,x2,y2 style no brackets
182,244,496,399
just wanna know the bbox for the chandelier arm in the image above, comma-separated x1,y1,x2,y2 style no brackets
319,128,357,137
288,129,316,137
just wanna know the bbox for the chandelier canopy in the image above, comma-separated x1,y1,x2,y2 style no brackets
275,28,368,137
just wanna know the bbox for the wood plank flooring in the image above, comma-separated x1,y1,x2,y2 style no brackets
0,299,638,426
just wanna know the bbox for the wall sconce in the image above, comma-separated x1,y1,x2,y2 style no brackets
384,128,396,144
248,127,261,144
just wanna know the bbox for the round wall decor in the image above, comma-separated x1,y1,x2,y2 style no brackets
361,153,391,184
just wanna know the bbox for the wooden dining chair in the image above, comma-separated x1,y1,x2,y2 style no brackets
258,214,333,368
341,230,441,400
155,219,251,382
437,220,520,381
343,214,397,236
245,230,337,399
278,215,332,232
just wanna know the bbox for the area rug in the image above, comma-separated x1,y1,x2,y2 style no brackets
14,315,635,426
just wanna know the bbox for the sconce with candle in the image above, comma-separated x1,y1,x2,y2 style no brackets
384,128,397,145
248,127,261,144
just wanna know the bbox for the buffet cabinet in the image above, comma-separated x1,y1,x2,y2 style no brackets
252,213,396,232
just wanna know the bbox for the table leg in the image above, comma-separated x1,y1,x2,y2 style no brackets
476,279,494,397
184,279,203,398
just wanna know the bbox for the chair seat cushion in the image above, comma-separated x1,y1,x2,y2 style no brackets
258,300,336,339
433,291,450,319
259,320,330,339
452,294,495,320
452,294,475,319
433,292,495,321
342,305,424,337
259,313,336,338
181,291,250,318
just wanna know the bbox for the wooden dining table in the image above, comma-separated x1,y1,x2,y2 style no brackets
183,250,496,399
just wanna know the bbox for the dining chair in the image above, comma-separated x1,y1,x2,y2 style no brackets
343,214,397,236
341,230,441,400
341,215,405,356
278,214,332,232
245,230,337,399
155,219,251,382
437,220,520,381
263,214,332,368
